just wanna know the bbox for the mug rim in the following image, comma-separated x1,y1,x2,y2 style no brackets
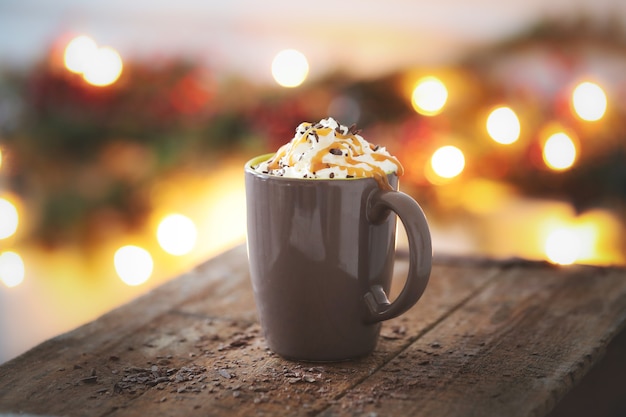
244,153,397,183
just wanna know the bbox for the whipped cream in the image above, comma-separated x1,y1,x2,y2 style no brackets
253,117,403,187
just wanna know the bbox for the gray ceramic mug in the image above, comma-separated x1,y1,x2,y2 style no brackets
245,154,432,362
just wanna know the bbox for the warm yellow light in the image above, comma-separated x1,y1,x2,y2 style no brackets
0,147,3,169
572,81,607,122
63,35,123,87
114,245,153,286
82,47,123,87
577,210,624,265
64,35,98,74
543,132,577,171
411,76,448,116
0,251,25,288
0,197,19,239
486,106,521,144
431,145,465,179
271,49,309,88
157,214,197,256
545,228,581,265
536,208,623,266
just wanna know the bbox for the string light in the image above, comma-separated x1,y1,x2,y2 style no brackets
486,106,521,144
82,47,123,87
572,81,607,122
0,251,25,288
0,197,19,239
157,214,197,256
544,228,581,265
430,145,465,179
114,245,153,286
64,35,98,74
271,49,309,88
411,76,448,116
543,132,577,171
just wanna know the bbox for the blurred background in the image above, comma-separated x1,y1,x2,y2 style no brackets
1,0,625,364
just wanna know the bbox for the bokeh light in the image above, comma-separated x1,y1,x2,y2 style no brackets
543,132,577,171
63,35,98,74
114,245,153,286
544,228,581,265
0,197,19,239
63,35,123,87
411,76,448,116
0,251,25,288
486,106,521,145
572,81,607,122
157,214,198,256
430,145,465,179
82,47,123,87
271,49,309,88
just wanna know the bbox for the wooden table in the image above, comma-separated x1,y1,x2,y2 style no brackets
1,244,625,417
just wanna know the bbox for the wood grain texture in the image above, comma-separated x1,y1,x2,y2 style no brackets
321,264,626,417
0,245,625,417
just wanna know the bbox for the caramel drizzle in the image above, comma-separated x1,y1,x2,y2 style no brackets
266,122,404,190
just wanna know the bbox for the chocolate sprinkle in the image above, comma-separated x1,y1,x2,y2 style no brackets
329,148,342,156
329,172,335,178
348,123,361,135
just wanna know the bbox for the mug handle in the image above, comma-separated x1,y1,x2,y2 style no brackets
363,188,432,324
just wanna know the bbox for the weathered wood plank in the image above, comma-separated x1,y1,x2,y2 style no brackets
2,245,625,417
319,264,626,417
0,246,501,417
0,246,251,416
100,261,500,417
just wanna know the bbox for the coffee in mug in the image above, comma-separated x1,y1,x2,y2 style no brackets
245,117,431,361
